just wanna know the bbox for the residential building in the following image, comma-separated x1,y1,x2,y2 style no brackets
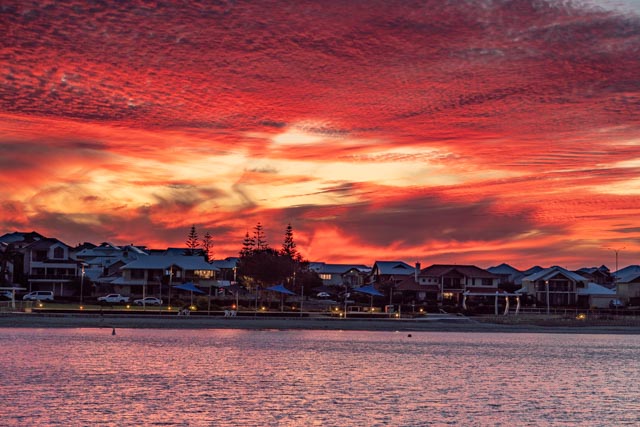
397,264,498,306
487,263,524,286
210,257,240,283
370,261,415,286
520,266,589,307
117,255,220,298
74,242,150,293
309,262,371,287
576,282,617,308
575,265,615,288
0,232,83,297
615,265,640,306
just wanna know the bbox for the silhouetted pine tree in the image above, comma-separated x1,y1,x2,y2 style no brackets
239,231,255,257
185,225,199,255
281,223,300,261
202,232,213,262
253,222,268,250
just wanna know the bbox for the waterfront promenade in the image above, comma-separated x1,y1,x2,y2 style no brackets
1,312,639,334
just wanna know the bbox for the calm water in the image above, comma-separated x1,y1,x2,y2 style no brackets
0,328,639,426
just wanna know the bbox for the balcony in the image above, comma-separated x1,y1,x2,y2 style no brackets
28,274,77,282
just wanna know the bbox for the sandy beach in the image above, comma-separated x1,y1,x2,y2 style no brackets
1,312,639,334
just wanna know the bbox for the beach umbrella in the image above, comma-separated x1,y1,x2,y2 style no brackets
265,284,296,295
353,285,384,297
173,282,205,306
353,285,384,312
266,284,295,311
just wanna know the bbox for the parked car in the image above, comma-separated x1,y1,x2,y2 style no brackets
23,291,54,301
97,294,130,304
316,292,331,298
0,291,14,300
133,297,163,306
609,299,624,309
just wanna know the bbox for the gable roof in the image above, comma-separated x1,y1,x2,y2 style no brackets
25,238,70,250
577,282,616,296
419,264,496,279
372,261,415,275
523,266,588,283
488,263,522,275
0,231,46,244
210,257,239,270
121,255,219,271
309,263,371,274
615,265,640,283
523,266,544,275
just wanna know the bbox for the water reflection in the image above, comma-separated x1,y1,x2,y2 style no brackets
0,329,638,426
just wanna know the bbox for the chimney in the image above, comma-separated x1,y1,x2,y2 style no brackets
415,262,421,282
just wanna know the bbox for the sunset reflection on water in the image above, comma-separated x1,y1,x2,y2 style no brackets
1,329,638,426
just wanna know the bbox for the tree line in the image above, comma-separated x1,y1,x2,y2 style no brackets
185,223,321,294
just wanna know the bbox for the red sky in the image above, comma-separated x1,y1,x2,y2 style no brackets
1,0,639,270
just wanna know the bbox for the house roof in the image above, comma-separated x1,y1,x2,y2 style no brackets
310,263,371,274
523,266,544,275
121,255,219,271
487,263,522,275
615,265,640,283
372,261,415,275
523,266,588,283
210,257,239,270
0,231,45,244
25,238,70,250
577,282,616,296
419,264,496,279
577,265,610,275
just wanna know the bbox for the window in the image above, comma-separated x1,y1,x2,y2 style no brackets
319,274,331,280
193,270,214,279
53,247,64,259
131,269,145,280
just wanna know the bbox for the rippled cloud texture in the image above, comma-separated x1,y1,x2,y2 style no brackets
1,0,639,268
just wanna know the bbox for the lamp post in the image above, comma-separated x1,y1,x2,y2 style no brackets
168,265,174,309
545,280,550,315
232,266,239,311
604,246,625,287
80,264,85,305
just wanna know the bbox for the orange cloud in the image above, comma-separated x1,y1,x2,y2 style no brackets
1,1,639,268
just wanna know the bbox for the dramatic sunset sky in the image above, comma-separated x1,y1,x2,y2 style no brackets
1,0,639,269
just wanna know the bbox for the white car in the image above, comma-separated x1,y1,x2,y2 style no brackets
97,294,130,304
23,291,54,301
133,297,163,306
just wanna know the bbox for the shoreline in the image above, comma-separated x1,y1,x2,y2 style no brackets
1,313,639,334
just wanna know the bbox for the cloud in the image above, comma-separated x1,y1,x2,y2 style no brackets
0,0,639,267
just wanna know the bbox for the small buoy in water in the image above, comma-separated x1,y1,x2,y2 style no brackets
407,334,412,337
112,328,116,336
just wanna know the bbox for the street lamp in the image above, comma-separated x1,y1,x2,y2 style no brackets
167,265,174,309
232,266,239,311
545,280,550,315
79,264,85,305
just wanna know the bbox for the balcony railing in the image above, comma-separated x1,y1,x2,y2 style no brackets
28,274,77,281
